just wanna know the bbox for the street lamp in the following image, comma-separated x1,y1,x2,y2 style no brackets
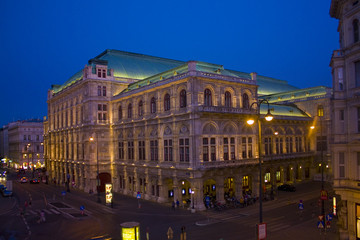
90,135,101,203
247,99,274,224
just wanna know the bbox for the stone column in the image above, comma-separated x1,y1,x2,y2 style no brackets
157,171,167,203
193,178,206,211
234,175,243,200
215,176,225,203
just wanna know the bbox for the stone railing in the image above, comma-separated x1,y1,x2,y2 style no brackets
194,105,253,114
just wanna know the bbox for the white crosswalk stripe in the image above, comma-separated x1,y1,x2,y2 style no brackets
42,209,52,214
49,209,61,214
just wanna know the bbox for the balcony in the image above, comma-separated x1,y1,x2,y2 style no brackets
199,151,315,169
194,105,253,114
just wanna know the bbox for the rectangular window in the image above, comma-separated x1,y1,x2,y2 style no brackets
356,61,360,87
102,69,106,78
230,137,235,160
118,142,124,160
97,69,102,78
103,86,106,96
340,110,344,121
203,138,209,162
138,141,145,161
164,139,173,161
128,141,134,160
264,137,272,155
150,140,158,161
316,136,327,151
295,137,302,152
339,152,345,178
276,171,281,182
248,137,252,158
211,138,216,161
242,137,247,158
358,107,360,133
357,152,360,180
223,138,229,160
179,138,189,162
286,137,293,153
98,86,102,96
203,138,216,161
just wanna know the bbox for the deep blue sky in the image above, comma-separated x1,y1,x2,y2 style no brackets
0,0,338,127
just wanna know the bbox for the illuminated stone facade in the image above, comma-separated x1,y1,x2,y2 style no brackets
44,50,330,210
330,1,360,239
1,119,44,169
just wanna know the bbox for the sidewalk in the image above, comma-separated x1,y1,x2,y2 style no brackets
0,195,16,215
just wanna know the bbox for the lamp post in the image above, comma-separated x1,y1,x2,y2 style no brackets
247,99,274,224
318,112,325,220
90,135,101,203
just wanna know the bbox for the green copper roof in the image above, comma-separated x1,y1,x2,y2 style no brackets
124,61,242,92
261,103,310,118
97,49,184,80
263,86,331,103
52,49,300,96
226,69,299,95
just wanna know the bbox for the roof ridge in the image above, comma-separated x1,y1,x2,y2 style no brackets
96,49,185,64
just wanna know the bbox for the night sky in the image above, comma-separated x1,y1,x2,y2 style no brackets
0,0,338,127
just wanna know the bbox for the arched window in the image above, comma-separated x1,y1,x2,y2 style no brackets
164,93,171,111
243,93,249,109
150,97,156,113
225,91,232,107
354,19,359,43
128,103,132,119
180,89,187,108
118,106,122,120
138,100,143,116
317,105,324,117
204,89,212,106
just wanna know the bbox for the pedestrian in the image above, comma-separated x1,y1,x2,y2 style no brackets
176,199,180,209
40,210,46,222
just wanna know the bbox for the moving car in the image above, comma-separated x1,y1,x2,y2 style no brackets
20,177,28,183
277,184,296,192
29,178,40,184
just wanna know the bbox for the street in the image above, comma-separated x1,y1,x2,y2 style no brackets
0,169,339,240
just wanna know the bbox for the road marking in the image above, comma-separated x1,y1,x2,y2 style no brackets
43,209,52,214
269,223,291,232
50,209,61,214
29,210,37,215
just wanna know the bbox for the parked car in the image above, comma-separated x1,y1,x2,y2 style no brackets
20,177,28,183
277,184,296,192
1,189,13,197
29,178,40,184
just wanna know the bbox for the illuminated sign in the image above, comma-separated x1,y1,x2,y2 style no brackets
333,197,336,216
121,222,140,240
105,184,112,205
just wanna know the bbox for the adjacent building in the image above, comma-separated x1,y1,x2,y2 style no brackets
44,49,332,210
330,0,360,239
0,119,44,169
